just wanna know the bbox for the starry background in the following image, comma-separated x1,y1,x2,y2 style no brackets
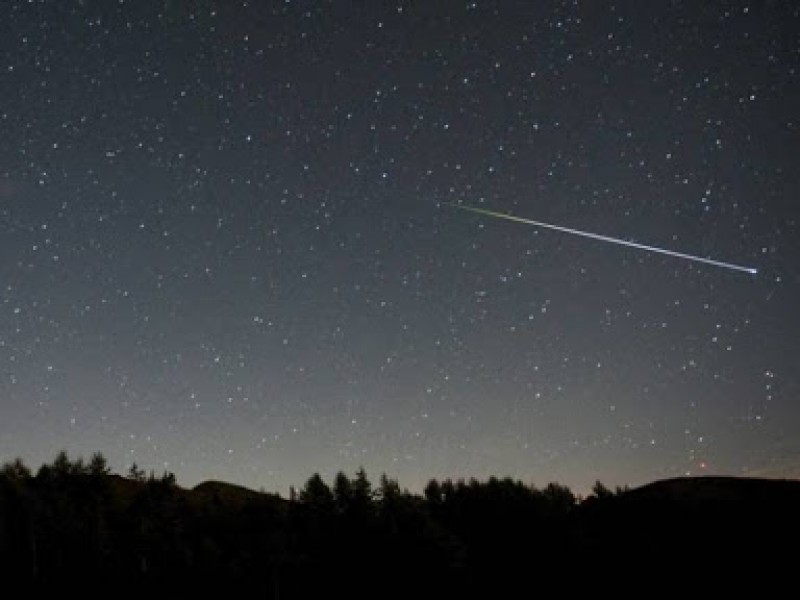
1,0,798,494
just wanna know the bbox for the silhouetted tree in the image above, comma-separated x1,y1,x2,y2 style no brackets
592,480,614,500
543,481,577,513
51,450,72,478
424,479,442,505
1,457,31,480
352,467,372,505
299,473,334,509
378,473,401,503
128,463,146,482
88,453,110,477
440,478,456,503
333,471,353,513
147,470,177,487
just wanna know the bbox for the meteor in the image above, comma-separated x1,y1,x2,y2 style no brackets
445,203,757,275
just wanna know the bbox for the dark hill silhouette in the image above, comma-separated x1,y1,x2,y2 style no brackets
574,475,800,583
1,453,797,596
629,474,800,500
191,479,278,508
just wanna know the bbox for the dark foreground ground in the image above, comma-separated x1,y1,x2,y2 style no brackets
1,456,798,596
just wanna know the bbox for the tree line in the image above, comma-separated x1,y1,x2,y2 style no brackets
0,451,795,595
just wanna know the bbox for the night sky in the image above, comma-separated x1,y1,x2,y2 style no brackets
2,0,798,495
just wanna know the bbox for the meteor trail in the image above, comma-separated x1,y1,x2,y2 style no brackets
445,203,757,275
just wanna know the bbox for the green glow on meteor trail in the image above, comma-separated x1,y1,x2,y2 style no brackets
445,203,758,275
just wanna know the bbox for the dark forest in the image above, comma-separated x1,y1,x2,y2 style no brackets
1,452,797,596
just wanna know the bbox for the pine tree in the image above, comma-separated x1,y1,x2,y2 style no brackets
128,462,146,482
333,471,353,513
1,457,31,480
299,473,334,510
88,452,110,477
